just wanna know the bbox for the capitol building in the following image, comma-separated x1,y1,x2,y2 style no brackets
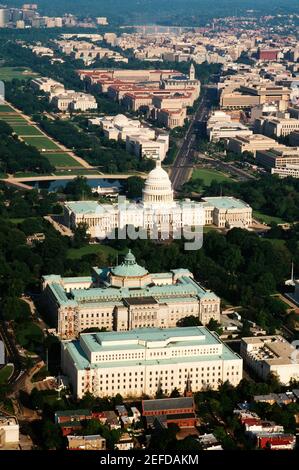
63,159,252,239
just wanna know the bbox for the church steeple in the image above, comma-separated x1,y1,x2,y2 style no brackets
184,372,193,397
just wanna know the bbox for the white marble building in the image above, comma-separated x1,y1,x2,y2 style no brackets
42,250,221,339
63,159,205,239
61,327,243,398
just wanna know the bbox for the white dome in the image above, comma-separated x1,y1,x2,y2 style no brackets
142,159,174,205
113,114,129,127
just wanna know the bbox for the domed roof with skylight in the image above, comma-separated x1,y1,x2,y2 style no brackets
111,250,148,278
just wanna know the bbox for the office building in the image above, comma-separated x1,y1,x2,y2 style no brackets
256,146,299,169
51,91,97,112
61,326,243,398
67,434,106,450
0,415,19,448
31,77,65,96
96,17,108,25
240,335,299,385
89,114,169,160
0,8,10,28
289,130,299,147
256,115,299,138
226,134,281,157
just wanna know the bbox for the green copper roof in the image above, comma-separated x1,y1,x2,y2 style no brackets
62,327,242,371
111,249,148,278
202,197,251,210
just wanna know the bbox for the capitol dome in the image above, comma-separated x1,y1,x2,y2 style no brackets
113,114,129,127
142,159,174,205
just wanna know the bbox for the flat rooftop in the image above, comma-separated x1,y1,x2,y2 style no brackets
242,335,297,366
142,397,193,412
63,327,241,371
202,196,251,210
123,296,158,306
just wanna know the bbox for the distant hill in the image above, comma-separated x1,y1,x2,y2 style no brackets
4,0,299,24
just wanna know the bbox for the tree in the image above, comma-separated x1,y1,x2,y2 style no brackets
72,222,90,248
16,322,43,352
79,392,97,409
149,423,179,451
177,315,201,327
207,318,223,335
20,217,44,236
0,120,13,136
170,387,181,398
126,176,145,199
266,372,281,392
30,388,44,410
155,384,166,399
2,297,31,323
112,393,124,407
41,420,63,450
64,176,93,200
240,319,251,337
173,435,203,451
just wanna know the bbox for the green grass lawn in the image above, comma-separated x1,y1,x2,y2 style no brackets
0,105,16,112
14,171,46,178
11,124,43,136
0,398,14,415
22,136,61,150
0,114,28,123
253,211,286,225
0,365,14,384
192,168,232,186
45,153,82,168
2,118,27,124
0,66,37,81
265,238,286,248
16,321,43,351
203,226,219,233
9,218,26,224
67,244,117,260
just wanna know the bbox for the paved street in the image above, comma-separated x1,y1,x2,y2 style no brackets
170,92,210,191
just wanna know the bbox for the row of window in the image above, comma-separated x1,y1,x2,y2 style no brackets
82,370,240,392
88,365,235,380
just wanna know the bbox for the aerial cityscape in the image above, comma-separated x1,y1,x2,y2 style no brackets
1,0,299,460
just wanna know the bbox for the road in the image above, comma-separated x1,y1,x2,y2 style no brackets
196,151,257,182
0,315,24,386
3,172,147,191
170,91,210,191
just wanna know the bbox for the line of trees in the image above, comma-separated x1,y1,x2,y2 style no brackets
0,120,54,174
